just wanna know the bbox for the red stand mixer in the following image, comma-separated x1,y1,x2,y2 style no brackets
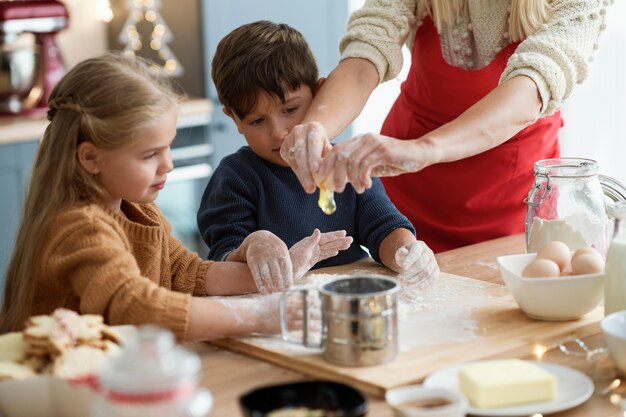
0,0,68,115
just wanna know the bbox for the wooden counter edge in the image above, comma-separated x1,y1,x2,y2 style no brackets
0,98,213,146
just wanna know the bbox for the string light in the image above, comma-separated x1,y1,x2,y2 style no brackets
97,0,114,23
118,0,183,76
533,343,548,360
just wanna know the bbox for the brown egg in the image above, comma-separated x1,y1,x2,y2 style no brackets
522,259,561,278
536,241,571,272
571,253,605,275
572,246,601,263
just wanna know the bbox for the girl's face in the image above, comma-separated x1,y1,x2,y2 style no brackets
95,105,177,212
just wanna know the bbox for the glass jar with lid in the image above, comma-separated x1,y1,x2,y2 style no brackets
524,158,626,256
91,325,213,417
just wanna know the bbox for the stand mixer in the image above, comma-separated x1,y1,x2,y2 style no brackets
0,0,68,115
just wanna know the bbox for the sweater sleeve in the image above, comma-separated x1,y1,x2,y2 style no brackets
354,178,416,262
197,158,259,261
500,0,610,117
46,218,191,340
151,206,211,297
339,0,420,82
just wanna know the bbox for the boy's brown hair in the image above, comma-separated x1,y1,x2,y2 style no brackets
212,20,318,119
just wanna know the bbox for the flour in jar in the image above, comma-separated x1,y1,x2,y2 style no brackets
528,214,610,255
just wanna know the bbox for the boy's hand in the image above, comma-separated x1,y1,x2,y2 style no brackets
289,229,353,280
394,241,439,289
241,230,293,294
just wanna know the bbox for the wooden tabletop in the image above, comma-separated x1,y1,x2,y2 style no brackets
192,234,622,417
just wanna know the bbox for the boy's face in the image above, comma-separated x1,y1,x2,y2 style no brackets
226,85,314,167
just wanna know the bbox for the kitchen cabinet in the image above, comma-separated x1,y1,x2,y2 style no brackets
0,140,38,299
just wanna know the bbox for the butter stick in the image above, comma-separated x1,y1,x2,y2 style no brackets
458,359,556,408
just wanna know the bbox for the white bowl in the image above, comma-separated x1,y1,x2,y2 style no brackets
497,253,604,321
601,310,626,374
385,384,468,417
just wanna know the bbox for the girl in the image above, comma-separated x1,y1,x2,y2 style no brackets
0,52,351,340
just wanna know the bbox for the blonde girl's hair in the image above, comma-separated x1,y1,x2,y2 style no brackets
429,0,551,42
0,52,180,333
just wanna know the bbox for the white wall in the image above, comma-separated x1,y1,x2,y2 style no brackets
559,1,626,184
349,1,626,185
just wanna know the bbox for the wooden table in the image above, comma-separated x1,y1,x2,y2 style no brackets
192,234,622,417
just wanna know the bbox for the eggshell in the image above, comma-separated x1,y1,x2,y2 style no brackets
571,253,605,275
522,258,561,278
313,172,336,192
536,241,571,272
572,246,601,262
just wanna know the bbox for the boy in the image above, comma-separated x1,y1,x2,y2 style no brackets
198,21,438,288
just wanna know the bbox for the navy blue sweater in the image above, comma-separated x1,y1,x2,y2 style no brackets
197,146,415,268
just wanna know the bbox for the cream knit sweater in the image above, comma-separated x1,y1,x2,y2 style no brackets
340,0,612,116
31,201,211,340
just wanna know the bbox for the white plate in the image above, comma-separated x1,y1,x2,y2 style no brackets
423,360,594,416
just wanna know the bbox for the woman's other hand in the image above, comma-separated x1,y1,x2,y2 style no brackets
393,240,439,290
280,121,332,194
318,133,428,193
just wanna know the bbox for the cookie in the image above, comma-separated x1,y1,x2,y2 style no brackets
2,308,125,382
24,309,104,354
0,360,37,381
0,332,26,362
53,345,108,379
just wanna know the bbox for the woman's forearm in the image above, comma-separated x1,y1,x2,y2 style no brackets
418,75,542,165
305,58,379,140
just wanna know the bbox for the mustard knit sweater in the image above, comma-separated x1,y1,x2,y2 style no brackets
31,201,211,340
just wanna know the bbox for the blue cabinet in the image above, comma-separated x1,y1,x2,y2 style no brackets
0,141,38,299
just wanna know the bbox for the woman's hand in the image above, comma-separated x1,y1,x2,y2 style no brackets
318,133,429,193
280,121,332,193
240,230,293,294
393,240,439,290
289,229,353,280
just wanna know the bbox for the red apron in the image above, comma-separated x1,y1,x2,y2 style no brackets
381,17,562,252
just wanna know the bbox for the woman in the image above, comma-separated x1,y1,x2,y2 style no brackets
281,0,611,252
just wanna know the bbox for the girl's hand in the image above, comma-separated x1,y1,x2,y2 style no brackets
289,229,353,280
393,240,439,290
318,133,427,193
211,293,307,336
281,121,332,194
241,230,293,294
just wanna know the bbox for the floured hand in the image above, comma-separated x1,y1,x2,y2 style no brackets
280,122,332,194
289,229,353,280
241,230,293,294
394,240,439,290
213,293,305,336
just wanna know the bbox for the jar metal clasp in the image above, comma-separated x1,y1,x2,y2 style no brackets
524,172,551,208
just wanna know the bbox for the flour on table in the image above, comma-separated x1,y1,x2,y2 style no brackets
397,277,505,352
226,270,506,354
